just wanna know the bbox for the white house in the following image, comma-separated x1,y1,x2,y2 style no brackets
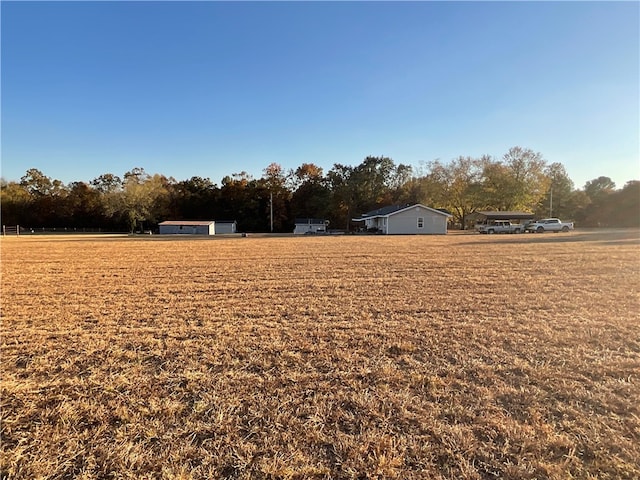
158,220,215,235
352,204,451,235
214,221,237,234
293,218,327,235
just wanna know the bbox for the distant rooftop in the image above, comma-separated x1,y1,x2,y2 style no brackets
158,220,215,226
294,218,326,224
357,204,450,219
475,211,535,220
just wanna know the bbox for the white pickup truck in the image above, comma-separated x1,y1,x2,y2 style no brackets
525,218,574,233
477,220,528,234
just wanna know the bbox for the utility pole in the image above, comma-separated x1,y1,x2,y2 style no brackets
270,191,273,233
549,187,553,218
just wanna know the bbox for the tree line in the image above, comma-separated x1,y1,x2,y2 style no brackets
1,146,638,233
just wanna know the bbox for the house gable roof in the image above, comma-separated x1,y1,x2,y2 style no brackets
354,204,451,221
362,205,408,217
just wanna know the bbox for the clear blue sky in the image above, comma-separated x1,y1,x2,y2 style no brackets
2,1,638,189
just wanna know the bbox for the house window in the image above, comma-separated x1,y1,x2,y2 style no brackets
417,217,424,228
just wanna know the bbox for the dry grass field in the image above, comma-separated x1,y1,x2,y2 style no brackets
1,230,639,479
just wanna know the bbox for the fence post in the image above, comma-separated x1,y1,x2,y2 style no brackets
16,225,20,236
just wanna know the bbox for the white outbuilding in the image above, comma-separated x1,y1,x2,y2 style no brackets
214,221,237,234
353,204,451,235
158,220,215,235
293,218,327,235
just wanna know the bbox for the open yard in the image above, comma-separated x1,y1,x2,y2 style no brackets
1,230,639,479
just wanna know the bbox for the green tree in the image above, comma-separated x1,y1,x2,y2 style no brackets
387,163,413,202
65,182,106,228
18,169,68,226
483,147,548,211
610,181,640,227
261,163,292,232
427,156,485,229
577,176,617,226
578,177,639,227
290,163,331,223
565,190,591,224
350,156,396,211
393,160,447,208
290,163,324,190
535,162,575,219
90,173,122,194
327,157,428,230
109,168,170,233
327,163,356,230
219,172,266,232
168,176,218,220
20,168,53,196
88,173,125,230
0,180,32,226
584,176,616,204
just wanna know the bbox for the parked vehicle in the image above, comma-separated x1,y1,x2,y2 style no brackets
478,220,528,234
525,218,574,233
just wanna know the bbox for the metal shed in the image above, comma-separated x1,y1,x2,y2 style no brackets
214,221,237,234
158,221,215,235
468,211,535,230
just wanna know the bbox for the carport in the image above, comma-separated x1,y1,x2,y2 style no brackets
468,211,535,230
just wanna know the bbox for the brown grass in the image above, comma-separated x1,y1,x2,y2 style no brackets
1,230,639,479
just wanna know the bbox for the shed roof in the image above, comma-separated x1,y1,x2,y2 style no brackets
474,211,535,220
295,218,326,224
158,220,215,226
